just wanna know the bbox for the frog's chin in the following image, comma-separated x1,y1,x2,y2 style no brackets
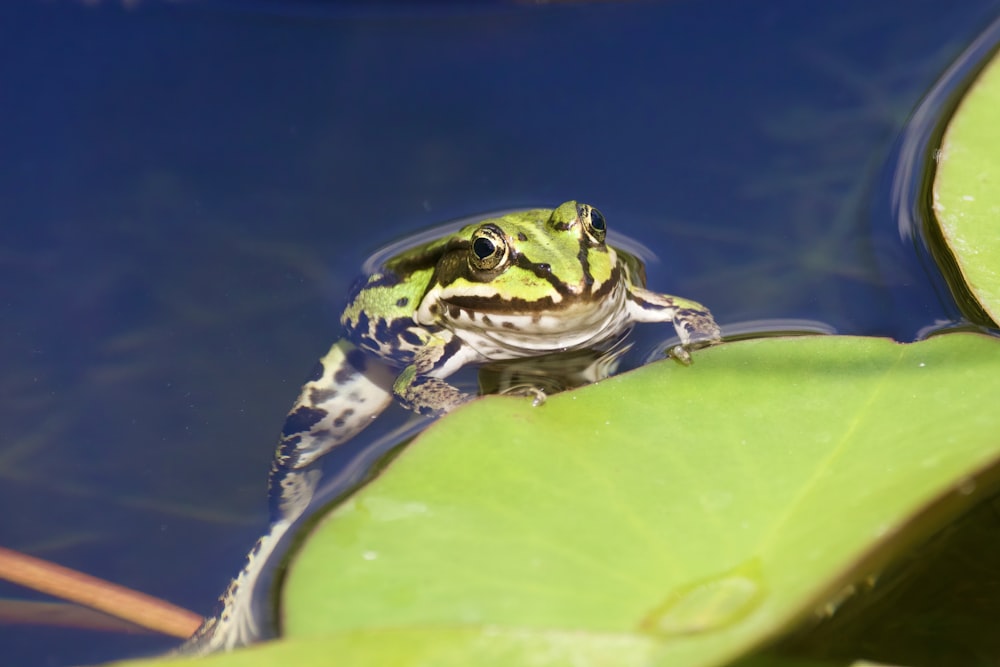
445,294,633,359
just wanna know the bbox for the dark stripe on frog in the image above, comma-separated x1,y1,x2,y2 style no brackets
347,315,425,366
400,328,424,347
511,241,608,296
347,312,408,358
310,387,338,404
384,238,470,278
329,344,369,385
422,333,465,376
614,247,648,287
374,316,420,350
625,290,685,316
516,251,618,296
511,252,571,294
345,310,371,345
577,235,594,288
625,290,655,310
576,232,611,289
332,409,355,428
346,347,368,373
272,434,300,469
282,406,327,437
443,264,621,313
269,435,301,519
333,356,359,384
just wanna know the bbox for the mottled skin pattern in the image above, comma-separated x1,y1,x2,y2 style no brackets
179,202,721,654
180,341,395,654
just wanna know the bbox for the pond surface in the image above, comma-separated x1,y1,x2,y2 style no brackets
1,1,999,665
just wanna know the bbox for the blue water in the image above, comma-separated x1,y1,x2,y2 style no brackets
1,1,999,664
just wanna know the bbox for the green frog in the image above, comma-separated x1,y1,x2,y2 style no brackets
182,201,721,653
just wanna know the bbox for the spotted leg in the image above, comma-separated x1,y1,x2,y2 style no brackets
268,340,396,520
178,340,395,655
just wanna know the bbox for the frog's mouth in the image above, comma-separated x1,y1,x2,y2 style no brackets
437,283,633,358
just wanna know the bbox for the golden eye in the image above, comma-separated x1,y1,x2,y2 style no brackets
589,208,606,233
469,224,509,271
579,204,607,244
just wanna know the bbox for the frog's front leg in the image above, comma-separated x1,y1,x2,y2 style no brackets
626,287,721,364
392,331,481,415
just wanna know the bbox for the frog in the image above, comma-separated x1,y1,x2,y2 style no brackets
180,201,721,654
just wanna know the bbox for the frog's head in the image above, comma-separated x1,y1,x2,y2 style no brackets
417,202,629,337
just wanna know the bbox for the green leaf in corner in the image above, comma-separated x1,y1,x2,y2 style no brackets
933,50,1000,323
276,334,1000,667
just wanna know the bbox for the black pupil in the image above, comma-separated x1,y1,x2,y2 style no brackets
474,236,496,259
590,209,606,231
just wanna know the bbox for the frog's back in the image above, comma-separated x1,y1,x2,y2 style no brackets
340,231,464,366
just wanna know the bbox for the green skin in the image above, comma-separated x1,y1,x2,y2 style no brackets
181,201,722,654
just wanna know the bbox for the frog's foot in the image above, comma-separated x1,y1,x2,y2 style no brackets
394,369,471,416
673,303,722,344
498,383,548,406
668,303,722,365
668,344,693,366
174,513,299,656
392,335,480,415
625,289,721,354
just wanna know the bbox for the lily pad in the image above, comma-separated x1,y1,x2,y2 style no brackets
933,50,1000,323
278,334,1000,667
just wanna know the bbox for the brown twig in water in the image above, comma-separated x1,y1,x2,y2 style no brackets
0,598,152,634
0,545,202,639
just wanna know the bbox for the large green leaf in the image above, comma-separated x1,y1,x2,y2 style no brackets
111,334,1000,667
933,51,1000,322
280,334,1000,667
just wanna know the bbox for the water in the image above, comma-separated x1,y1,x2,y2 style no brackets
1,1,1000,665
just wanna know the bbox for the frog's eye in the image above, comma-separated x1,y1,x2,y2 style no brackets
581,204,607,244
469,224,509,272
473,237,495,258
590,208,606,233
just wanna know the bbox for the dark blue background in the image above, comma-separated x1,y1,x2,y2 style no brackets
1,1,998,664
